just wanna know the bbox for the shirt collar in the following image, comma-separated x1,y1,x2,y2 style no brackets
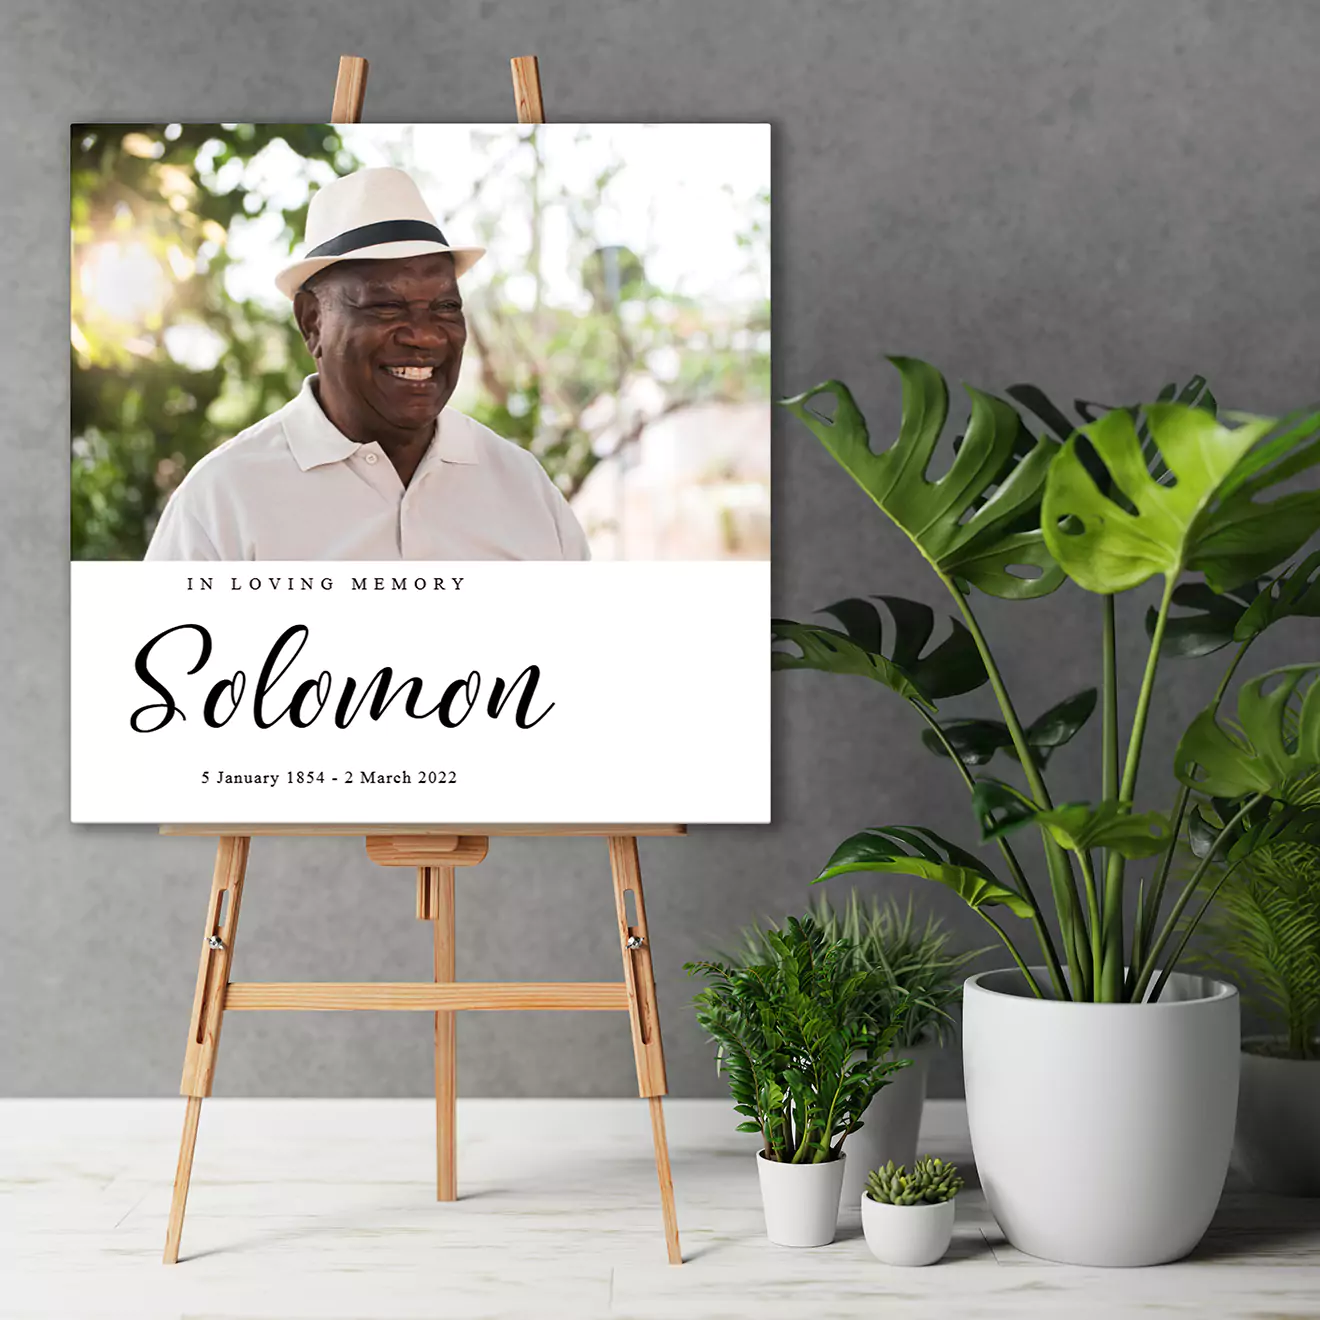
282,374,479,472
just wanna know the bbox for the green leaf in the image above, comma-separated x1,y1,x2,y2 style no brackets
1042,404,1320,594
1024,688,1098,755
922,719,1014,766
771,620,929,705
781,358,1065,600
972,782,1171,857
922,688,1096,768
1235,551,1320,643
1176,665,1320,804
815,825,1035,919
1149,555,1320,657
814,595,988,699
1145,581,1262,658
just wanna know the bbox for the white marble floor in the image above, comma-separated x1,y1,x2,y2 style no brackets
2,1097,1318,1319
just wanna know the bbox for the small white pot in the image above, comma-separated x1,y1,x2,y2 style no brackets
755,1151,846,1247
861,1194,956,1266
963,968,1239,1267
840,1043,935,1211
1235,1038,1320,1196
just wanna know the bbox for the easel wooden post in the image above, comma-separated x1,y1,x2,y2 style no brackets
161,55,683,1267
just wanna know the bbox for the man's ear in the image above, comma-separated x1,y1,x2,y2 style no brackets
293,287,322,359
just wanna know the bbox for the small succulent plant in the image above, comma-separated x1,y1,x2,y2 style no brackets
865,1156,964,1206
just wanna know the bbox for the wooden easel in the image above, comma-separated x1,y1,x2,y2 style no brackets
161,55,683,1268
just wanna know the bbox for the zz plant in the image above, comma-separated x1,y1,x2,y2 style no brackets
775,358,1320,1003
685,916,911,1162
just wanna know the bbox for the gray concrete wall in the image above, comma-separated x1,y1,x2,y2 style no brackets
3,0,1317,1099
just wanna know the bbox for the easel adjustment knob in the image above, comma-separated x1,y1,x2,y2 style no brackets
207,935,225,951
626,934,645,950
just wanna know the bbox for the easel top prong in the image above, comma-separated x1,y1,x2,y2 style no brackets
332,56,369,124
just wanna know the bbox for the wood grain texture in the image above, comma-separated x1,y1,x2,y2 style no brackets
331,55,368,123
608,836,668,1097
179,836,249,1098
432,867,457,1201
510,55,545,124
223,982,630,1011
648,1096,683,1266
161,1096,201,1265
366,835,488,868
161,823,686,837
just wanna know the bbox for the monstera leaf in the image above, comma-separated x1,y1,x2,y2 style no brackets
971,781,1171,857
1144,581,1263,658
1146,552,1320,657
1176,665,1320,804
814,825,1034,918
1042,404,1320,594
782,357,1064,600
773,595,987,705
1234,551,1320,642
1190,797,1320,863
922,688,1096,767
1009,375,1217,491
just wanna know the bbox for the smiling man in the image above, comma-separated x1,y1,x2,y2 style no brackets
145,167,590,561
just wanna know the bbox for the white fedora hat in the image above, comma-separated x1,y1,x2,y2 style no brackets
274,166,485,300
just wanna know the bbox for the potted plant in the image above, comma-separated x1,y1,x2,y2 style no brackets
775,357,1320,1265
1190,823,1320,1194
685,915,912,1247
730,893,982,1210
862,1156,964,1266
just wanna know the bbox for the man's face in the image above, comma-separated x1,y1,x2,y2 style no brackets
294,252,466,436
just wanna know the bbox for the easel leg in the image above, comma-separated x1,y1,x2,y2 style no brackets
608,836,682,1265
164,835,250,1264
420,865,457,1201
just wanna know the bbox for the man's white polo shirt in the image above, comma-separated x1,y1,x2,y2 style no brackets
144,374,590,561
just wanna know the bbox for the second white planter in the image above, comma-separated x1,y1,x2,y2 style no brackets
839,1042,935,1211
1235,1039,1320,1196
963,968,1239,1267
756,1151,846,1247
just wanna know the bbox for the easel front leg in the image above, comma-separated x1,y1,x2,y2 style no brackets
419,865,457,1201
608,836,682,1265
164,835,249,1264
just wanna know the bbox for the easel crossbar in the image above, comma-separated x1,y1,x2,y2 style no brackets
224,981,630,1011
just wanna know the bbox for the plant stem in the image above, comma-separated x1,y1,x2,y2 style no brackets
1148,857,1246,1002
1099,573,1178,1001
1132,794,1263,1000
915,705,1068,999
1127,638,1252,997
1077,848,1103,976
1102,595,1119,805
977,911,1045,998
939,572,1086,997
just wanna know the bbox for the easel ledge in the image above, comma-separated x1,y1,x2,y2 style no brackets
160,823,687,836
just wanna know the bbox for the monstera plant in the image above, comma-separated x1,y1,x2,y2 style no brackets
775,357,1320,1006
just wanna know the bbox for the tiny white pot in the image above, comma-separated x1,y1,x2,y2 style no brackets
1235,1038,1320,1196
964,968,1239,1267
840,1043,935,1211
861,1194,956,1266
755,1151,846,1247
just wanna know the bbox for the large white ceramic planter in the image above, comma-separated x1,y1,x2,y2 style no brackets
861,1194,955,1266
1235,1038,1320,1196
963,968,1239,1267
755,1151,846,1247
839,1043,935,1211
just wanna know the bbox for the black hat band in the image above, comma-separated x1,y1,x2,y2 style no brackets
305,219,449,259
